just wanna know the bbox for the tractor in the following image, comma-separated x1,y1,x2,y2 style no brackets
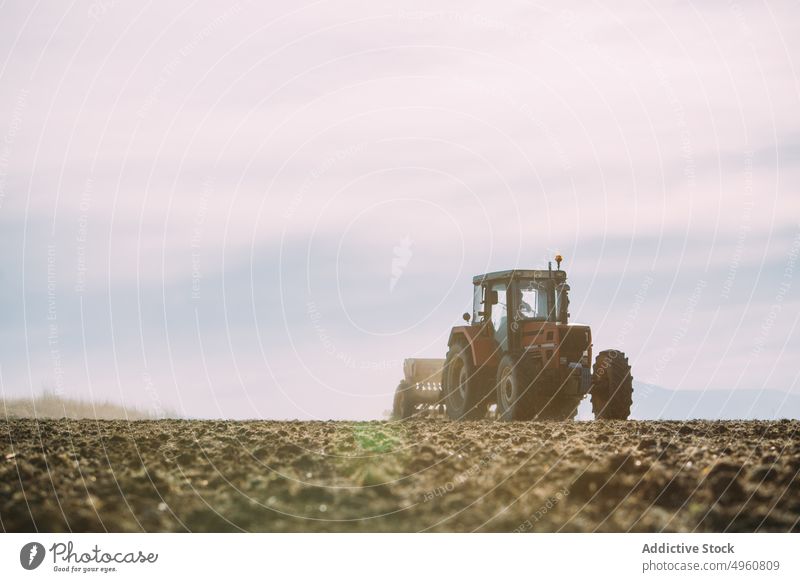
392,256,633,421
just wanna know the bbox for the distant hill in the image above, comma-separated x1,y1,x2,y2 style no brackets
0,392,171,420
575,383,800,421
630,383,800,420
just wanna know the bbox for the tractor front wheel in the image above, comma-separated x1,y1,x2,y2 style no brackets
591,349,633,420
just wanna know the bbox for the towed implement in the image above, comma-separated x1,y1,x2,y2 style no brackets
392,256,633,421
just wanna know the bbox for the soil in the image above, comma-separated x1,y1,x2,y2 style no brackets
2,419,799,532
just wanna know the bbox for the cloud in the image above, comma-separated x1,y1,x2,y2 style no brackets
1,0,798,418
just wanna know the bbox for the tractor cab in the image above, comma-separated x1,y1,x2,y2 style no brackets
463,258,589,368
468,267,570,352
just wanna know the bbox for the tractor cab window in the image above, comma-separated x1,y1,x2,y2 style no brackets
489,282,508,350
472,284,484,323
515,279,554,321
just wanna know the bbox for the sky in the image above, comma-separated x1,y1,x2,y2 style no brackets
0,0,798,419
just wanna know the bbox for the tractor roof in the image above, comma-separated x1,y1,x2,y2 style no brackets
472,269,567,285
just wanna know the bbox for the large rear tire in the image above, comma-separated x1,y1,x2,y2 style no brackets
495,354,540,421
442,340,490,420
591,350,633,420
495,355,580,421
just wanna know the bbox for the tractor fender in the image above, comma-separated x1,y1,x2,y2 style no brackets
447,326,500,370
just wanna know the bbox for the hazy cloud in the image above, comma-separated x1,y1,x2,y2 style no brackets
1,0,798,418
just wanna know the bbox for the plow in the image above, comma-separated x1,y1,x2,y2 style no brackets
392,358,446,419
392,256,634,421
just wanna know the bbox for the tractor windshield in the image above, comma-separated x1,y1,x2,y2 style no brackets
514,279,558,321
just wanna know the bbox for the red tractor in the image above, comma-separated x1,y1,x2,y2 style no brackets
392,257,633,421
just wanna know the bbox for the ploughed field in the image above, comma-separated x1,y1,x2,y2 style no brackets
2,419,799,532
